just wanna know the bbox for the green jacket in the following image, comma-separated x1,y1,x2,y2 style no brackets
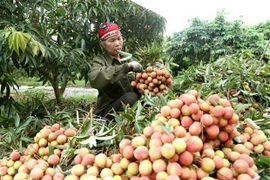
89,52,136,115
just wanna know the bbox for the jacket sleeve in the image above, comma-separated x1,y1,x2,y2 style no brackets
89,56,130,89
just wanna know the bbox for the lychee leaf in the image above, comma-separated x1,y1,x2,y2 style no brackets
55,145,68,150
118,113,133,121
79,120,91,136
15,117,33,134
159,122,172,134
96,124,105,135
234,103,251,113
48,144,54,155
13,32,20,55
95,134,118,141
18,33,28,53
80,136,96,148
96,125,116,136
14,113,20,128
255,155,270,167
135,101,143,118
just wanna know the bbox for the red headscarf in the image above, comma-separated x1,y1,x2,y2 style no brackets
98,22,121,41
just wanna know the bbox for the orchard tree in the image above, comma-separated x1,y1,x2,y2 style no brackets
0,0,166,110
0,27,45,117
254,20,270,40
166,11,269,74
254,21,270,62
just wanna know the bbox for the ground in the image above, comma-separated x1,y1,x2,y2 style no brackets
16,86,99,98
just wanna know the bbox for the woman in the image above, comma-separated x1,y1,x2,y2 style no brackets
89,22,143,120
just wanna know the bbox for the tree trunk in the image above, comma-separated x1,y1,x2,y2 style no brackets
49,74,69,104
60,75,69,95
49,75,62,104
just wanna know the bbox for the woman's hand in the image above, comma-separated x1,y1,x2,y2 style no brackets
128,61,143,72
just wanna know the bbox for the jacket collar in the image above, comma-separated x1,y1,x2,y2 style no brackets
103,52,121,65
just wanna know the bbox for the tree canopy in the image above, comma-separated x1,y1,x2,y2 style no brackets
166,11,270,74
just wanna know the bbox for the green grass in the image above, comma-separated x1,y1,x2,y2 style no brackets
13,69,90,87
18,77,44,86
66,93,97,102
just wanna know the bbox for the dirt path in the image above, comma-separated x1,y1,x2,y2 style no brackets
17,86,98,98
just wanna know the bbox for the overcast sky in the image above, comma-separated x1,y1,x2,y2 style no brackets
132,0,270,36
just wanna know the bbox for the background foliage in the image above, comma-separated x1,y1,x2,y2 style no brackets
166,11,270,74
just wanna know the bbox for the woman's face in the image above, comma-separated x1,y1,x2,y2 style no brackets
102,35,123,58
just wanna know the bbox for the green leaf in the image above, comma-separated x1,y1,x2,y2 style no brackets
79,120,91,136
15,117,34,134
135,101,143,118
80,136,97,148
20,136,33,143
8,32,15,50
13,32,20,55
160,96,168,106
119,113,133,121
74,134,90,139
134,121,143,133
234,103,251,113
135,115,145,121
95,134,118,141
93,8,97,16
48,144,55,155
96,124,105,135
31,41,39,56
160,122,172,134
4,28,12,39
255,155,270,167
96,125,116,137
55,145,68,149
0,128,8,134
17,32,28,53
7,136,11,144
14,113,20,128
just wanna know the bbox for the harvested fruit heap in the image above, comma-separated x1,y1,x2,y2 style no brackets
130,66,173,97
0,90,269,180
